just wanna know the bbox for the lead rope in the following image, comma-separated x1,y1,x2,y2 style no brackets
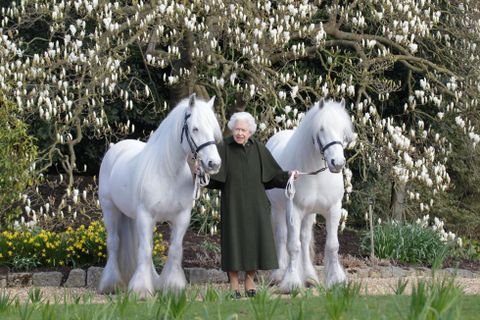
284,161,329,226
193,158,211,201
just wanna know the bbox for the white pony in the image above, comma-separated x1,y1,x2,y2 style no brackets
98,94,222,298
266,98,355,292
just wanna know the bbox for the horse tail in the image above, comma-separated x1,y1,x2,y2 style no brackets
117,213,138,283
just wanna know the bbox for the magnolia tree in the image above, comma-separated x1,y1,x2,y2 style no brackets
1,0,479,229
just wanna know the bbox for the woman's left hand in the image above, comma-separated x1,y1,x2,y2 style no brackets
289,170,299,180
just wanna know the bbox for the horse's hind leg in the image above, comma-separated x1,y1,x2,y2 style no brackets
324,203,347,288
301,213,319,286
157,209,190,292
98,201,126,294
271,205,288,284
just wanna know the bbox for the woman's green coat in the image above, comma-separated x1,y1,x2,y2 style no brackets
208,136,289,271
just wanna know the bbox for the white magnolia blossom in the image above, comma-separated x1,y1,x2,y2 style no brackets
1,0,479,228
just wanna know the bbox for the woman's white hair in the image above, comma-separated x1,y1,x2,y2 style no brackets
227,112,257,134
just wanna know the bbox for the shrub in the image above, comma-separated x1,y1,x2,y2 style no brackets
190,189,221,235
0,221,166,270
0,93,38,226
361,216,461,267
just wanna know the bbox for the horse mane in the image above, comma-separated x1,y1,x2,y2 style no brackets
132,97,221,201
286,99,354,155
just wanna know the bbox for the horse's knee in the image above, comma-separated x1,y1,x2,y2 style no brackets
325,240,339,254
287,240,301,256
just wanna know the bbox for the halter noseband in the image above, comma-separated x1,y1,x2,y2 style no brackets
315,135,343,154
181,112,216,159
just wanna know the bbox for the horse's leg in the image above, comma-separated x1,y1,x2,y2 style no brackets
98,200,126,294
279,203,303,293
301,213,319,286
324,202,347,288
270,204,288,284
157,209,190,292
128,208,155,299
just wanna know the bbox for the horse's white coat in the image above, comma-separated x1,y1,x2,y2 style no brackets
266,99,355,292
98,95,222,298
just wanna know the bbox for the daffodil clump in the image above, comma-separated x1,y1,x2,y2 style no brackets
0,221,166,271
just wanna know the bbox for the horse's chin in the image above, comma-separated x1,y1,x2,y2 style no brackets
204,167,220,175
328,166,344,174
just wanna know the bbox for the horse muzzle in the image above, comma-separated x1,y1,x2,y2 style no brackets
327,158,345,173
203,159,221,174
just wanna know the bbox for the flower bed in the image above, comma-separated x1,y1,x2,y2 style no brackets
0,221,166,271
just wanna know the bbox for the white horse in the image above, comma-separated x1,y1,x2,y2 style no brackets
98,94,222,298
266,98,355,292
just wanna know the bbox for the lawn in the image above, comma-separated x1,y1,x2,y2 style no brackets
0,280,478,319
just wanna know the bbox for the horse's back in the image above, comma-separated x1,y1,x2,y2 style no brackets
266,130,294,165
99,140,145,205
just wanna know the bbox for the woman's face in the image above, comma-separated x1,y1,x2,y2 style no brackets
233,120,252,145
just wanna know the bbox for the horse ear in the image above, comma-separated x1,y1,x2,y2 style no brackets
188,93,196,109
340,98,346,108
208,96,216,109
318,98,325,109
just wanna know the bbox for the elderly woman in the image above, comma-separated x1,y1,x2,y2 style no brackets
207,112,297,299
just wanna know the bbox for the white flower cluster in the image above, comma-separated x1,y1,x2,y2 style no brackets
17,177,97,230
415,214,463,246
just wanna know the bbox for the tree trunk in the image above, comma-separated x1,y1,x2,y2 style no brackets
390,180,406,222
168,31,196,105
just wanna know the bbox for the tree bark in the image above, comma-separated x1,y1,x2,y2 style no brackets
390,181,406,222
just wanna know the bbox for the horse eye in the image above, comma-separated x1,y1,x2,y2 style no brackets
192,127,199,132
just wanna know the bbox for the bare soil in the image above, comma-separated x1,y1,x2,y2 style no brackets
158,224,480,272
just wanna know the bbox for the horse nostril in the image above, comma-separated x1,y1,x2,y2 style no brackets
331,159,336,167
208,161,220,170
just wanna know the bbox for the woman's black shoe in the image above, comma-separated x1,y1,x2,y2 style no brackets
231,290,242,299
246,289,256,298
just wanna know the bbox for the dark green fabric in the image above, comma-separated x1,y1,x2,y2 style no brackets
208,136,289,271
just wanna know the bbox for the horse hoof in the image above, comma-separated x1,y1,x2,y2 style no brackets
279,280,302,294
131,288,154,300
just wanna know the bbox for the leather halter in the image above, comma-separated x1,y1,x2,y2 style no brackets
181,112,216,160
315,135,343,153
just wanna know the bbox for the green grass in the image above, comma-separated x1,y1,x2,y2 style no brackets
0,283,478,319
0,295,478,320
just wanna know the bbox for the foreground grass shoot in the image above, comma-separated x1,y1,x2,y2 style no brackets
154,289,193,319
249,286,281,320
405,277,463,320
392,278,409,295
27,288,44,304
324,282,361,320
0,279,478,319
0,291,14,312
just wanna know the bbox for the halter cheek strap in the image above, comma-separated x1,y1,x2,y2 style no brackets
180,112,217,200
181,113,216,159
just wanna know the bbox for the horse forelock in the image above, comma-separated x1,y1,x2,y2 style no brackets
188,99,222,143
307,99,354,142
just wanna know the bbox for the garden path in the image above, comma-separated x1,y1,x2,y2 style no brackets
3,275,480,304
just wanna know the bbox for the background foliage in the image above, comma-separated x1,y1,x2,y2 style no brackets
0,1,479,243
0,93,38,225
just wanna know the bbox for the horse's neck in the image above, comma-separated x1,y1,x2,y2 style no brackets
161,131,189,177
285,129,323,172
140,120,189,180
